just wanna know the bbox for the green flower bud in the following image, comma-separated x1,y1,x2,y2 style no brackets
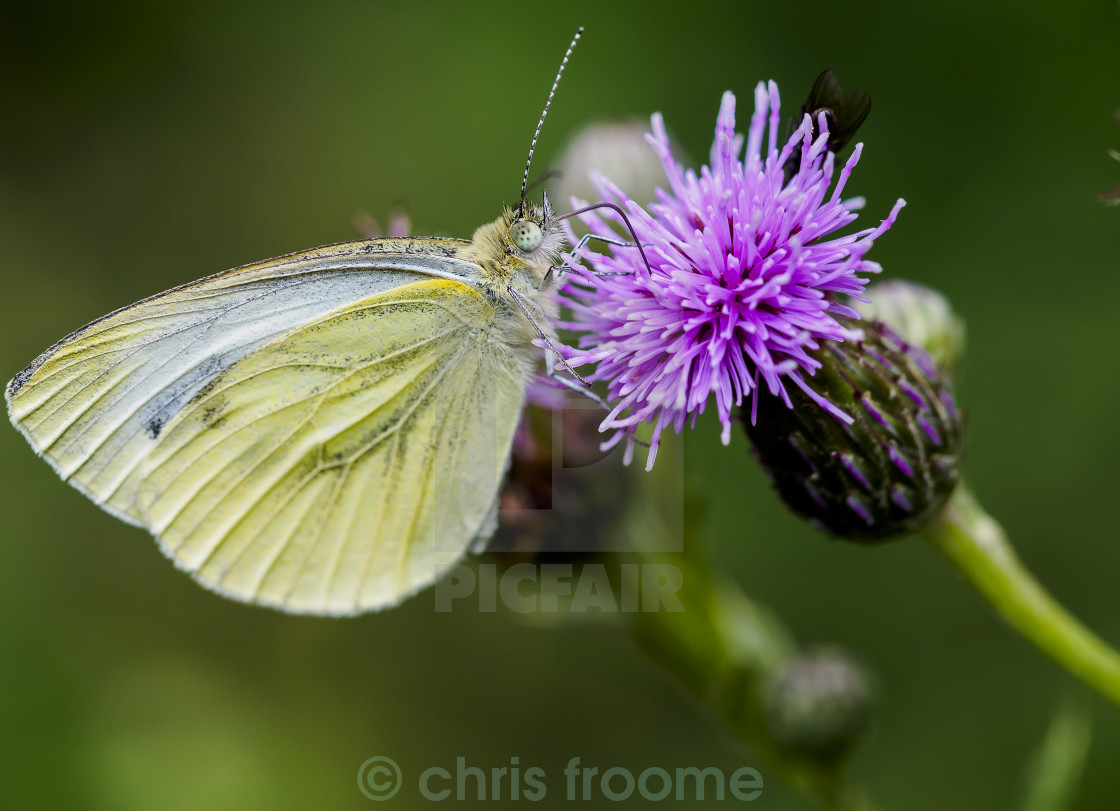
855,280,965,373
743,317,964,542
764,647,873,763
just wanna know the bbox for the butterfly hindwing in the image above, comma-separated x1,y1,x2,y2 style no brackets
140,278,526,613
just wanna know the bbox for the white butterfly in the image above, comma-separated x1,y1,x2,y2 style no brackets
6,29,623,615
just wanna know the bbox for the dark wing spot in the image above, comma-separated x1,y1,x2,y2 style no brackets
139,355,227,442
146,414,165,439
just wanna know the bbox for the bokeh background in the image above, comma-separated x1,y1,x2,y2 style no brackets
2,1,1119,808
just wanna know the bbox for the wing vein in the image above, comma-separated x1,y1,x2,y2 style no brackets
38,286,285,454
276,455,354,607
141,325,462,514
184,341,470,583
352,431,401,611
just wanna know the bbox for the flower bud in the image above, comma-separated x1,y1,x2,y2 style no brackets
549,120,685,208
855,280,965,373
764,647,872,763
743,316,964,542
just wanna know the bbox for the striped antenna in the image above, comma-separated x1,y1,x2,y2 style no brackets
518,27,583,216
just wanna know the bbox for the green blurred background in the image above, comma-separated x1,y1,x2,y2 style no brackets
2,0,1119,808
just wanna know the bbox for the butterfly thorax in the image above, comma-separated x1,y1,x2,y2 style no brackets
449,200,564,357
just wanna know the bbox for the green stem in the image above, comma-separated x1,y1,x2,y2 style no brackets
922,484,1120,708
629,556,876,810
622,437,884,809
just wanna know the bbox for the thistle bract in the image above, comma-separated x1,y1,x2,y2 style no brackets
744,317,963,541
855,280,965,373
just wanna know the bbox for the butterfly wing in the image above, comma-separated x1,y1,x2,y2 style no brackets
7,241,529,613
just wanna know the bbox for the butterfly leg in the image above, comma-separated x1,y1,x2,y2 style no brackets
507,285,593,390
544,347,607,409
543,352,658,454
542,353,655,452
541,232,644,289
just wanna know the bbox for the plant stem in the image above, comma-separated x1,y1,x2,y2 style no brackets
630,555,876,810
621,437,884,809
922,484,1120,708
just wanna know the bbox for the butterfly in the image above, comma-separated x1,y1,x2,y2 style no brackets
5,28,621,616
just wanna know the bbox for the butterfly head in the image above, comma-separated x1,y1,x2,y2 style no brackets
465,194,563,292
505,192,564,265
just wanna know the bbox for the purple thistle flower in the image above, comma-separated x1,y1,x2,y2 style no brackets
560,82,905,469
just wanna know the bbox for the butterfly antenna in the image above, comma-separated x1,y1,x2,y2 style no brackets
518,27,583,217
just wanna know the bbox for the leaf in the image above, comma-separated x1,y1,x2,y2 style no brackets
1021,700,1092,811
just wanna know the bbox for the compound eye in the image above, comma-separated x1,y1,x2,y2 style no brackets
509,219,543,252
